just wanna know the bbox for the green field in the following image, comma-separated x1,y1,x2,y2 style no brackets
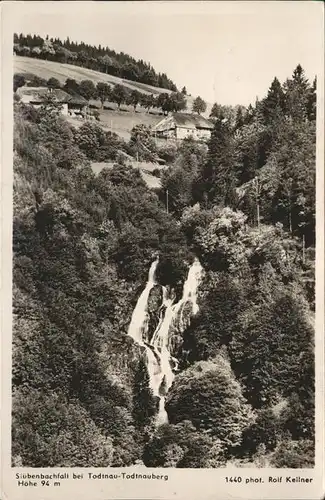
15,56,171,139
14,56,213,116
66,105,163,141
98,106,163,140
14,56,173,95
14,55,212,166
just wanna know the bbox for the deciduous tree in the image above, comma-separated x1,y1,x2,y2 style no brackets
192,96,207,115
111,84,127,110
166,353,254,448
79,79,96,102
47,77,61,90
96,82,111,108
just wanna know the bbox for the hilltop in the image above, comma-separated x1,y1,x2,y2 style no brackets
14,32,178,92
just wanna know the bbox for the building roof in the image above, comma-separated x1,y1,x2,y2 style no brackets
17,86,71,103
16,86,87,106
173,113,214,130
68,94,88,106
153,112,214,132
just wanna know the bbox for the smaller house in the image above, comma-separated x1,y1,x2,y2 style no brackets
153,112,214,141
16,87,70,115
67,94,88,117
16,87,87,117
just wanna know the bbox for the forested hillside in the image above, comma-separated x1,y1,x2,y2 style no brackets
14,33,178,91
12,64,315,468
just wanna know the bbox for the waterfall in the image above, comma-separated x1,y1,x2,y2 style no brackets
127,257,163,398
172,257,203,329
127,258,159,345
144,345,162,395
128,257,203,425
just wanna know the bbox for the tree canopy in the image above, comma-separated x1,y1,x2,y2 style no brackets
192,96,207,115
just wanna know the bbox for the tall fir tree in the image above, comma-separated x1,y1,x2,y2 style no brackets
196,118,237,206
306,77,316,122
284,64,310,121
132,357,156,429
234,106,245,130
261,77,286,125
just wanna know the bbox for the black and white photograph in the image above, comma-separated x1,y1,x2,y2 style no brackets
3,0,323,482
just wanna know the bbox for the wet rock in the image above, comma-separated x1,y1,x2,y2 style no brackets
167,301,194,357
159,376,167,397
147,285,163,339
147,285,163,314
168,335,183,358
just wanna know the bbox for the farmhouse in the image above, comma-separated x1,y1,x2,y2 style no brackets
16,87,70,115
16,86,87,116
67,95,88,117
153,112,214,141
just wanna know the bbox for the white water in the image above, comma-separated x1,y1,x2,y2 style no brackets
128,257,203,425
127,258,159,345
144,345,162,395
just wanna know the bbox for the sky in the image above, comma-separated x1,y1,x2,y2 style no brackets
8,1,324,106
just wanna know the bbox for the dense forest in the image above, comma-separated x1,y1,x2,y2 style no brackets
14,33,178,91
12,64,315,468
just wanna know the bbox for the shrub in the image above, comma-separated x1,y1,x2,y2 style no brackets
143,421,226,468
14,74,26,92
270,439,314,468
157,143,177,164
12,389,115,467
25,74,48,87
47,77,61,90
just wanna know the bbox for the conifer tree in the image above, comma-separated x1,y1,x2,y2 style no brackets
234,106,245,130
132,357,156,428
197,118,237,206
307,77,316,122
261,77,285,125
284,64,310,121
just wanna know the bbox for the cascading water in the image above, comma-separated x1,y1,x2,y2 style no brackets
172,257,203,329
127,257,203,425
127,258,159,345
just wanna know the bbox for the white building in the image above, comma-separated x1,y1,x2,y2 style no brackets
153,112,214,141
